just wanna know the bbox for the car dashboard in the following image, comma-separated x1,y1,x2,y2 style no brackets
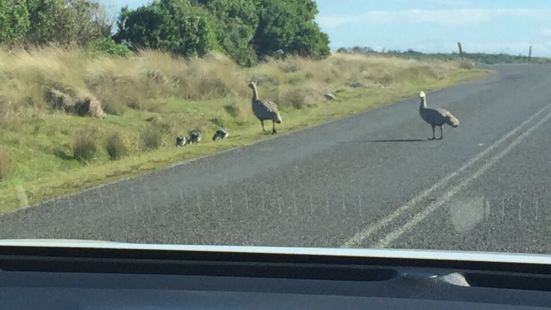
1,243,551,309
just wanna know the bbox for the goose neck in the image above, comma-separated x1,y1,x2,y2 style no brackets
251,85,259,101
420,97,427,109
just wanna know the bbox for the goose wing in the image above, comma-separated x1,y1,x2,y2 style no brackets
436,108,460,127
259,99,279,113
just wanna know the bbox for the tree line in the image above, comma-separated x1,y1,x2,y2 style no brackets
337,46,551,64
0,0,330,66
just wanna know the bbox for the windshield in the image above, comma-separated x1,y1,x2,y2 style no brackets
0,0,550,254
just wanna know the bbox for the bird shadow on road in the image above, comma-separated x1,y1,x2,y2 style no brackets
342,138,432,144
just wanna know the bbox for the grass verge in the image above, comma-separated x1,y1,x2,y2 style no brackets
0,49,488,214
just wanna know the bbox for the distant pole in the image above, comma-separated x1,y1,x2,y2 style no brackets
457,42,463,57
529,45,532,63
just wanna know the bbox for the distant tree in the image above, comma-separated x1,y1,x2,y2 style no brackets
24,0,110,45
288,20,330,57
25,0,68,44
351,46,363,53
114,0,330,63
114,0,217,57
195,0,259,66
67,0,112,45
253,0,330,58
336,47,349,53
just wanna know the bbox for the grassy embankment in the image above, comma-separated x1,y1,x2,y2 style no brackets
0,48,487,214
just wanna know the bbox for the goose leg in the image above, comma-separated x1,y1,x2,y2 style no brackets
272,120,277,134
261,120,266,132
430,125,436,140
438,126,443,140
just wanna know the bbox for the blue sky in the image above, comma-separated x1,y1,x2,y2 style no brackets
99,0,551,56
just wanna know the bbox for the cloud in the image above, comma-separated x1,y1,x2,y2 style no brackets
318,8,551,29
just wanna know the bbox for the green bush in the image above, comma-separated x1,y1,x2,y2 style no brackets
141,127,162,150
73,128,97,162
85,37,132,57
0,151,12,181
106,133,130,160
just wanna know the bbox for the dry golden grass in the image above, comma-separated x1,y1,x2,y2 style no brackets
0,47,462,123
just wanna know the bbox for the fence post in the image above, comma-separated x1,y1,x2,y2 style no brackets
457,42,463,57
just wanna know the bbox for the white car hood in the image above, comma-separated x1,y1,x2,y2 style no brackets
1,239,551,265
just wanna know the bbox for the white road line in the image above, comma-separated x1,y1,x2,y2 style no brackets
341,102,551,248
374,108,551,248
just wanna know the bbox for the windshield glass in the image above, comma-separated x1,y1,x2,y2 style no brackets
0,0,550,254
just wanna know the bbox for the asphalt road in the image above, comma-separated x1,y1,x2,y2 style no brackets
1,64,551,254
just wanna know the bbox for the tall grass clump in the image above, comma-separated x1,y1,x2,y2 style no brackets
106,133,130,160
0,151,12,181
140,127,163,151
459,59,475,69
224,97,250,119
73,128,98,162
281,89,307,109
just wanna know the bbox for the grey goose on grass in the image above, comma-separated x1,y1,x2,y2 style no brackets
248,81,282,134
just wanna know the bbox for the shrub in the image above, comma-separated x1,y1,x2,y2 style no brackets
224,101,248,118
73,128,98,162
282,89,306,109
141,127,163,150
459,59,475,69
94,87,126,115
85,37,132,57
106,133,130,160
101,100,126,115
221,94,250,116
377,72,395,86
0,151,12,181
